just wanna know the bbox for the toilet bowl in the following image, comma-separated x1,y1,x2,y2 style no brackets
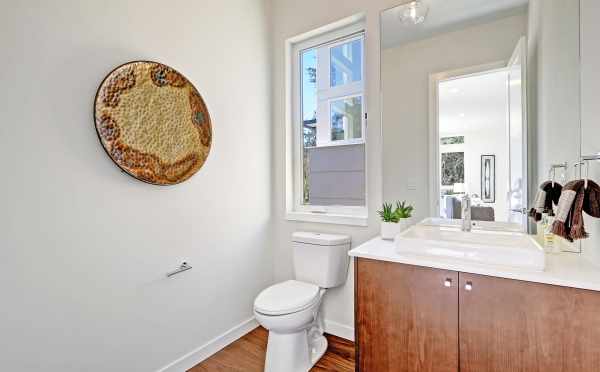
253,232,351,372
254,280,327,372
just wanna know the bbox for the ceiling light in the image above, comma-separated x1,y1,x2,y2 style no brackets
459,113,466,118
398,1,429,25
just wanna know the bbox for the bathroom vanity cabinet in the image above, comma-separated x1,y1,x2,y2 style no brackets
355,258,600,372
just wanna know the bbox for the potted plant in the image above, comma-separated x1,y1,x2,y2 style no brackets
378,201,415,240
395,200,414,232
378,202,400,240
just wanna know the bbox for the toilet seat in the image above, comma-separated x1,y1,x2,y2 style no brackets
254,280,320,316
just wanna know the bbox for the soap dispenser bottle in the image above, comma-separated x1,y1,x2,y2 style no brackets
537,210,549,245
543,211,559,253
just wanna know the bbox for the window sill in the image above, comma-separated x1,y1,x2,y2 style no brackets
285,211,368,226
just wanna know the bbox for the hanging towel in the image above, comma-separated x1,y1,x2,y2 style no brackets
529,181,562,221
551,180,600,241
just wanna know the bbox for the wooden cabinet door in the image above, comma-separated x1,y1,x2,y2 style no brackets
355,258,459,372
459,273,600,372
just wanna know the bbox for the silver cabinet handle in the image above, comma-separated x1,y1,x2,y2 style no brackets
465,281,473,291
444,278,452,287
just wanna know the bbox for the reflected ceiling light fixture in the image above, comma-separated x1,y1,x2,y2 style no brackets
398,0,429,25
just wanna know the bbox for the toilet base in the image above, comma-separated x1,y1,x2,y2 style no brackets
309,334,327,365
264,329,327,372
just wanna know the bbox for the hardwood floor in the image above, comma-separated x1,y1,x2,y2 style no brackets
189,327,355,372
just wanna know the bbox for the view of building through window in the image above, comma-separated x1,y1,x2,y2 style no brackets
299,33,366,207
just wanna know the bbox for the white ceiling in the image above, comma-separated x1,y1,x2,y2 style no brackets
439,70,509,135
381,0,528,49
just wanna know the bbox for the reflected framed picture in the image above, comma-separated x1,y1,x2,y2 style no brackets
481,155,495,203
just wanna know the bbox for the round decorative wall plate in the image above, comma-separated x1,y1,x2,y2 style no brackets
94,61,212,185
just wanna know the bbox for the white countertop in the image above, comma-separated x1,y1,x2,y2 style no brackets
349,236,600,292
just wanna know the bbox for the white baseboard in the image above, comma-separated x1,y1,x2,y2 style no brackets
324,319,355,341
157,317,259,372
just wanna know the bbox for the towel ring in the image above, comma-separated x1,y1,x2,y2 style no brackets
578,154,600,189
548,168,555,187
548,162,568,186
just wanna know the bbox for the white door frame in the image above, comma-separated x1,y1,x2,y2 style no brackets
507,36,529,232
428,61,508,218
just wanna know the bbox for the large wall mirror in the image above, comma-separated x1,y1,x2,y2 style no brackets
380,0,581,234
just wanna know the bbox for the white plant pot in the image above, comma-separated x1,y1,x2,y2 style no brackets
381,222,401,240
398,217,413,233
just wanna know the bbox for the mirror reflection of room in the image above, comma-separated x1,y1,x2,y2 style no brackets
381,0,529,230
437,60,524,226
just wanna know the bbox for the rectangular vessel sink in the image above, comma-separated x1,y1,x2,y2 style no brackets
395,223,545,271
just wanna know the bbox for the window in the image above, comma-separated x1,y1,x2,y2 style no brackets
287,20,367,225
330,39,362,87
331,96,362,141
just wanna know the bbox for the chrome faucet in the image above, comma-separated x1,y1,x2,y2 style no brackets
461,194,472,232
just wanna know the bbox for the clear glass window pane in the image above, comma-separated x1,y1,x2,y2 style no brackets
301,49,317,203
330,96,362,141
301,49,317,148
330,39,362,87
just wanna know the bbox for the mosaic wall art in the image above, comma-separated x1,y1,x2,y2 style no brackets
94,61,212,185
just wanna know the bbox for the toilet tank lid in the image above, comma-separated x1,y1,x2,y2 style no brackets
292,232,351,246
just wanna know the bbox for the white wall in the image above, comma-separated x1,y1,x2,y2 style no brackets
527,0,580,249
528,0,581,190
0,1,272,371
270,0,408,337
581,0,600,265
381,14,527,220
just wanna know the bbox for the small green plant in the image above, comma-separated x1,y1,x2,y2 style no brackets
378,202,400,223
378,201,415,222
395,200,414,219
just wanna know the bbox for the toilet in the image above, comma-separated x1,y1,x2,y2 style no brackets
253,232,351,372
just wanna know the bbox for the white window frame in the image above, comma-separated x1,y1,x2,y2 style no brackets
285,15,368,226
316,34,365,147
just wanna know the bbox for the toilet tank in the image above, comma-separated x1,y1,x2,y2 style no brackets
292,232,352,288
